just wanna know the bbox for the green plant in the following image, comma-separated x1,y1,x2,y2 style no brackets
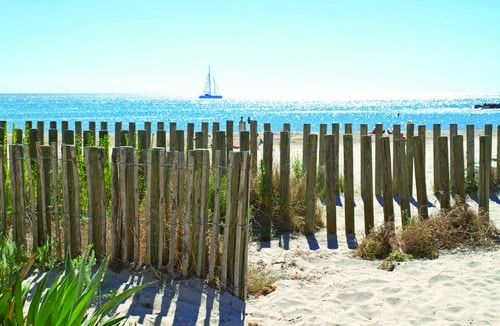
387,251,413,262
35,241,59,270
0,234,27,290
247,264,279,297
354,224,394,260
76,135,89,217
291,156,304,180
0,248,147,325
208,170,227,221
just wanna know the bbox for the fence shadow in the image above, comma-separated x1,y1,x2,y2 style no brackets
103,271,245,325
336,194,343,207
409,196,435,208
468,192,479,204
306,235,320,250
279,232,291,250
346,233,358,249
327,233,339,249
490,191,500,204
376,195,384,207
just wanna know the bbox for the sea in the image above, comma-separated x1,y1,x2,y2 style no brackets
1,94,499,132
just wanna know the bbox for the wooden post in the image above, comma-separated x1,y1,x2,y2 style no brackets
302,124,311,172
360,124,368,136
62,121,68,133
114,122,122,147
24,143,38,251
196,150,210,277
466,124,475,187
394,138,410,226
360,135,374,234
216,131,227,167
484,124,492,137
181,151,195,276
392,128,401,197
128,122,136,148
83,131,92,147
319,124,327,166
413,136,428,218
221,152,241,289
305,134,318,235
50,143,62,259
187,122,194,151
157,121,164,131
156,129,166,147
449,123,458,194
332,123,340,192
201,122,209,147
176,130,185,152
195,131,204,149
418,125,426,162
344,134,355,234
344,123,352,134
433,124,441,193
190,150,203,274
239,120,247,132
36,144,52,249
438,137,450,209
13,129,23,145
61,145,81,257
75,121,82,145
144,121,151,148
119,147,137,262
111,148,121,261
49,121,57,129
226,120,234,160
89,121,96,141
497,125,500,184
250,120,258,177
375,123,383,196
169,122,177,151
9,145,26,247
240,131,249,151
279,131,290,228
85,147,106,259
325,135,337,235
233,151,250,299
62,129,74,145
262,130,273,240
381,137,394,224
211,122,219,165
406,122,415,196
0,145,5,236
283,123,291,132
146,148,162,266
48,128,57,146
167,151,180,273
100,121,108,131
37,121,44,145
264,123,271,132
452,135,465,201
208,151,222,282
478,136,491,219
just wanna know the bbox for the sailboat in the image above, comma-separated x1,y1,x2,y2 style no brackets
199,66,223,99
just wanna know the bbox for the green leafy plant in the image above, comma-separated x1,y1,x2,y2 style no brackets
0,248,147,325
0,234,27,290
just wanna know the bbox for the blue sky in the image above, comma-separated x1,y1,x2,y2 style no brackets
1,0,499,99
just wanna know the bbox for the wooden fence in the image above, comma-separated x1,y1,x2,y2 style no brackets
0,120,498,299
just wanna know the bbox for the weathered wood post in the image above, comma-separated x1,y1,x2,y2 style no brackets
374,123,383,196
302,123,311,172
196,150,210,277
144,121,152,148
478,135,491,220
360,124,368,136
449,123,458,194
438,136,450,209
85,147,106,260
433,124,441,194
360,135,374,234
128,122,136,148
380,137,394,225
413,136,428,218
169,122,177,151
261,130,273,240
452,135,465,201
325,135,338,235
211,122,220,165
208,151,223,282
156,129,166,148
279,131,290,228
305,134,318,235
418,125,426,162
332,123,340,192
195,131,204,149
250,120,258,177
9,145,26,247
344,123,353,134
406,122,415,196
114,122,122,147
394,138,410,226
61,145,81,257
226,120,234,160
319,124,327,166
187,122,194,151
466,124,474,188
119,147,138,263
0,144,5,236
146,148,162,266
37,121,44,145
50,143,62,258
344,134,355,235
240,131,250,151
201,122,209,147
36,144,52,250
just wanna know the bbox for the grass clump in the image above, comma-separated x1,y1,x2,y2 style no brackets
247,265,278,298
354,224,394,260
356,203,498,262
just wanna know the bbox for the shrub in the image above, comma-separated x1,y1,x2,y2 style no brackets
247,265,278,298
355,224,394,260
399,218,438,259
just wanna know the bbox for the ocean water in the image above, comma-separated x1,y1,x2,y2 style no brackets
0,94,499,132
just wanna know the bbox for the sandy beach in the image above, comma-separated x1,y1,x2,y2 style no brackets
87,129,500,325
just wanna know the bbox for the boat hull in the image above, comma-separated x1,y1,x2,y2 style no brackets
199,95,223,99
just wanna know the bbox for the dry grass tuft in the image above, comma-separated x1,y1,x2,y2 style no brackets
354,224,394,260
247,265,279,298
356,203,499,261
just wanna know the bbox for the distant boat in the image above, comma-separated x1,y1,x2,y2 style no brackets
473,103,500,109
199,66,222,99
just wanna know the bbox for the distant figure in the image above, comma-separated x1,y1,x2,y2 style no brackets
240,116,243,122
397,112,400,117
247,116,251,124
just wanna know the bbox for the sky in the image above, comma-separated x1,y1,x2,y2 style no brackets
0,0,499,100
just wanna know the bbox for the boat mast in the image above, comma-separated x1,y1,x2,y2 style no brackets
207,66,212,94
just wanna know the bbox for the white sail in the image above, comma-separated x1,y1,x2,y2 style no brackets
204,71,212,94
213,78,219,95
